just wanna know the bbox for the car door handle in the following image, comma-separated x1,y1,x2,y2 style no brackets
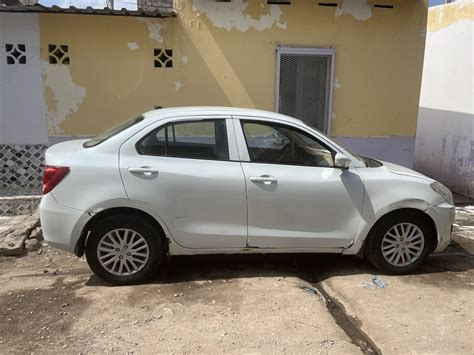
128,167,159,176
249,175,278,185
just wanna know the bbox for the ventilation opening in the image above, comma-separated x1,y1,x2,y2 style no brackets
374,4,394,8
154,48,173,68
319,2,338,7
268,1,291,4
5,44,26,65
48,44,70,65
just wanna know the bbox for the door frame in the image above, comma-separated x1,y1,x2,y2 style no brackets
275,46,336,135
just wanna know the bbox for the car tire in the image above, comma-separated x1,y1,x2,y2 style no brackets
85,214,162,285
365,210,435,274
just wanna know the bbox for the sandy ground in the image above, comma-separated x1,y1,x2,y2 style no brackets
0,250,361,353
0,207,473,354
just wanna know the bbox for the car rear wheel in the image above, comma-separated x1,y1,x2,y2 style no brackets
365,210,435,274
85,214,162,285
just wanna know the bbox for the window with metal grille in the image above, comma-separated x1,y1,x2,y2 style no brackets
276,47,334,134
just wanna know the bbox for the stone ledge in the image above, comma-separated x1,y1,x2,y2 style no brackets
0,210,41,256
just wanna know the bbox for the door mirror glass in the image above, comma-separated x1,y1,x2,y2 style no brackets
334,153,351,169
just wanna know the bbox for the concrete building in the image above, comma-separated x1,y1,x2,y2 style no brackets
0,0,428,192
414,0,473,198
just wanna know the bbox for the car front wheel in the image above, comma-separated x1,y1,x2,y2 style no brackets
85,214,162,285
365,210,435,274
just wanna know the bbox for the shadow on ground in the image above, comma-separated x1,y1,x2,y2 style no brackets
85,240,473,288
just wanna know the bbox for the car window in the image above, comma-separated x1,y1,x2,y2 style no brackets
137,119,229,161
84,115,144,148
241,121,334,167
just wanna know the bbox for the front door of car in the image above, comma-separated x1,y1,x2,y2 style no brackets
234,118,364,249
119,117,248,249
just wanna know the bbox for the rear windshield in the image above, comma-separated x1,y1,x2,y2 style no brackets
83,116,144,148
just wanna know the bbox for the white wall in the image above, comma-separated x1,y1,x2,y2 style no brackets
0,13,48,145
414,7,473,198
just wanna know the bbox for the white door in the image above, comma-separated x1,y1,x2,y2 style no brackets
235,118,364,249
119,117,248,249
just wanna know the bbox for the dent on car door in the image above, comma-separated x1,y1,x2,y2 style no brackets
119,117,248,249
236,118,364,249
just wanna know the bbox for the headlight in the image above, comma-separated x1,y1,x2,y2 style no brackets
430,181,454,205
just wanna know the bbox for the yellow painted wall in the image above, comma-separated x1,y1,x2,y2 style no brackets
427,0,474,32
39,0,427,137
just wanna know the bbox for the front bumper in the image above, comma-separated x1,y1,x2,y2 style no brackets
39,193,90,254
425,200,455,253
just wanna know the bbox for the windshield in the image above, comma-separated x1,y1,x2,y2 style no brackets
331,139,383,167
333,139,365,163
313,130,366,164
83,116,144,148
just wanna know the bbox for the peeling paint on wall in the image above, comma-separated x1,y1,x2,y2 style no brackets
192,0,287,32
34,0,426,140
127,42,140,50
335,0,372,21
174,80,182,92
41,61,86,134
181,55,188,64
334,77,341,89
136,18,166,43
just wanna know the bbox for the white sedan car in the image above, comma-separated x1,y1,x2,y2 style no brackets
39,107,455,285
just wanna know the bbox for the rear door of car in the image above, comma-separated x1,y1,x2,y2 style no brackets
119,115,248,249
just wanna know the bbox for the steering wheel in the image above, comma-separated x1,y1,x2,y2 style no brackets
277,142,292,162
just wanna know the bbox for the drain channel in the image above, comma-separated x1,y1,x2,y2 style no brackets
311,282,381,355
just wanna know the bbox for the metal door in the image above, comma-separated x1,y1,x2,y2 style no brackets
276,47,335,134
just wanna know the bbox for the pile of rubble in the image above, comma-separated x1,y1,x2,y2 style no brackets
0,210,43,256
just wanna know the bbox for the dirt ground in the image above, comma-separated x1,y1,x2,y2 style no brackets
0,207,473,354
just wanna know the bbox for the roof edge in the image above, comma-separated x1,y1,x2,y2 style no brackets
0,4,177,18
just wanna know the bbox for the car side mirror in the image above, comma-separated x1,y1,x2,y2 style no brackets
334,153,351,169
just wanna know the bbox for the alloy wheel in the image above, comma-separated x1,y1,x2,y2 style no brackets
96,228,150,276
381,223,425,267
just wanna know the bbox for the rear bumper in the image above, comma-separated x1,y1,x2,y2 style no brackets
39,193,90,254
425,200,455,253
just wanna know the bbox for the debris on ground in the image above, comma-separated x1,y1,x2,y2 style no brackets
300,285,327,301
361,276,387,289
372,276,387,288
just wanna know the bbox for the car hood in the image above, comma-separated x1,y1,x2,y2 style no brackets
380,161,433,182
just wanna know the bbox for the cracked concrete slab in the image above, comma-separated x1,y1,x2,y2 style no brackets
317,210,474,354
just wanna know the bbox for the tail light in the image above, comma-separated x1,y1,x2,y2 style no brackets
43,165,70,194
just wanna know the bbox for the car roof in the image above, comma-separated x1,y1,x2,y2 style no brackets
142,106,303,125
